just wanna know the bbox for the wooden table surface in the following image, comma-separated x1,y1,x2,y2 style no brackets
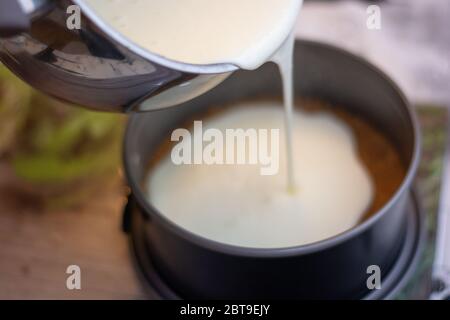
0,163,149,300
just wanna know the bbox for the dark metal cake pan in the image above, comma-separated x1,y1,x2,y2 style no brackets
123,40,421,299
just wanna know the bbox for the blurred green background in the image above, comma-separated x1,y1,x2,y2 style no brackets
0,65,125,207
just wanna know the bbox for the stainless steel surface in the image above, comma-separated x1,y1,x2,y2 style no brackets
18,0,49,16
0,0,237,112
431,112,450,300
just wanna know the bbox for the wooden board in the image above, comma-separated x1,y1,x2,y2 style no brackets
0,163,149,299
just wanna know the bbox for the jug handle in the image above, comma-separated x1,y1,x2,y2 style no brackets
0,0,30,37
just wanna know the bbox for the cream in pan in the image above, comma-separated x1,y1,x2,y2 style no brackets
147,103,373,248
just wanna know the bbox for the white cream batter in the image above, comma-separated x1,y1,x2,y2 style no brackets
82,0,302,69
147,103,374,248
